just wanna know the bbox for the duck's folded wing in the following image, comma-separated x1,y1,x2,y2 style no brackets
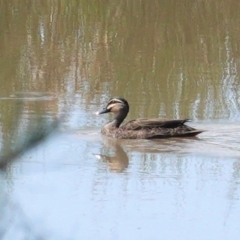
122,118,191,130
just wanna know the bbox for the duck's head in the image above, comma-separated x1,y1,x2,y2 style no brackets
97,97,129,116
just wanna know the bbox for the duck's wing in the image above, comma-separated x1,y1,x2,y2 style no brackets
122,118,191,130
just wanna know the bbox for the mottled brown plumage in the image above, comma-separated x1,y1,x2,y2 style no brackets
97,97,204,139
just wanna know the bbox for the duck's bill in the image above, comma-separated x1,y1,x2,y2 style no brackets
95,108,109,115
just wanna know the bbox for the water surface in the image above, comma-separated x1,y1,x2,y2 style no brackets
0,1,240,240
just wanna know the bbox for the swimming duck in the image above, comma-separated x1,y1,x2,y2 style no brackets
97,97,204,139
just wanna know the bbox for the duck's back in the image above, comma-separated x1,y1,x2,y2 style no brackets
122,118,190,130
113,118,203,139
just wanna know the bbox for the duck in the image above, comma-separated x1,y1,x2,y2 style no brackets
97,97,204,139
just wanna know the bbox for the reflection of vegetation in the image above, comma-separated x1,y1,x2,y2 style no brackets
0,0,239,166
0,0,240,123
0,0,239,174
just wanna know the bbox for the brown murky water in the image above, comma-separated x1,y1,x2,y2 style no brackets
0,1,240,239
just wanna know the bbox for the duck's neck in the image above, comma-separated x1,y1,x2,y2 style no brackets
111,111,128,128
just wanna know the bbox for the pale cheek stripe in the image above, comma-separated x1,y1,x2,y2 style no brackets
108,99,123,104
107,104,115,110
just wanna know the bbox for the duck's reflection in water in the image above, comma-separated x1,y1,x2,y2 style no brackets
94,138,129,173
